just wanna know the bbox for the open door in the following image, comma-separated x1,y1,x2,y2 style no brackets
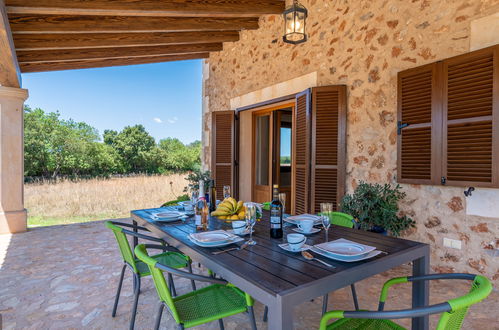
211,111,238,200
252,111,273,203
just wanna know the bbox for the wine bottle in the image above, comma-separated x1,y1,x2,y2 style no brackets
269,184,283,239
195,180,209,230
208,179,217,212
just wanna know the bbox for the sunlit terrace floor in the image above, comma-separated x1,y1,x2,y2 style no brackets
0,220,497,330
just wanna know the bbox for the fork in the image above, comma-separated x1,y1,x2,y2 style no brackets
212,241,249,255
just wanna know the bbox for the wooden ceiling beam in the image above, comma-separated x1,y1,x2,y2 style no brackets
5,0,285,18
0,0,20,87
8,14,259,33
13,31,240,50
19,52,209,72
17,43,222,63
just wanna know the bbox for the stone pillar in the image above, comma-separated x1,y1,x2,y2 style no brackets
0,86,28,234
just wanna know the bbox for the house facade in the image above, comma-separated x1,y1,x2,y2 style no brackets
202,0,499,283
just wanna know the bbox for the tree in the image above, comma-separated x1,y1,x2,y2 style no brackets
107,125,156,173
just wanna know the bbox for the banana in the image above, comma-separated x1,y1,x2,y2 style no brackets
228,197,237,211
229,215,239,220
217,205,232,214
235,201,243,213
211,210,229,216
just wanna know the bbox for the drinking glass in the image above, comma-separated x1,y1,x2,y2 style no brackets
223,185,231,199
245,202,257,246
320,203,332,242
190,189,199,205
278,193,286,215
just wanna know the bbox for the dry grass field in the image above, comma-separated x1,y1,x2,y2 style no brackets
25,174,188,227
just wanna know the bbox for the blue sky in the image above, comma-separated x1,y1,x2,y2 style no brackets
21,59,203,144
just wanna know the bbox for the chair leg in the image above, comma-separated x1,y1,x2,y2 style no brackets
218,318,225,330
187,262,196,291
112,264,126,317
247,306,257,330
168,273,177,297
350,284,360,310
263,306,268,322
322,294,329,315
154,302,164,330
129,274,141,330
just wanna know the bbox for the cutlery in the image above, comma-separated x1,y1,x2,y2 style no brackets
212,241,249,255
301,251,335,268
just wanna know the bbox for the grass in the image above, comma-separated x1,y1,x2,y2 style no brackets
25,174,188,227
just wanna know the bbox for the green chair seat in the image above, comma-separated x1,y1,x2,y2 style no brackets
174,284,248,328
326,318,405,330
136,251,189,276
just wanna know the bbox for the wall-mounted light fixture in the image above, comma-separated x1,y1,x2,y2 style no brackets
283,0,308,45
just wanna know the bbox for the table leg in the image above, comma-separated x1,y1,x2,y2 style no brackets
132,219,138,249
268,298,293,330
412,250,429,330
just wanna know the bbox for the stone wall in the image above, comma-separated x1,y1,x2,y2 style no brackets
203,0,499,283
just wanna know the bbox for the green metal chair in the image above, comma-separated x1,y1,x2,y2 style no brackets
322,212,360,315
320,273,493,330
106,221,196,330
134,243,258,330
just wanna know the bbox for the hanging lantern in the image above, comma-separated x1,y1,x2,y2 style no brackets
283,0,308,45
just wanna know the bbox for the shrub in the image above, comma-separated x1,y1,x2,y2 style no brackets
341,181,415,237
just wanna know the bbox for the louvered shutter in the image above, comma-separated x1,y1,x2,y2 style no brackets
310,86,347,212
292,90,311,215
211,111,236,200
397,63,441,185
442,45,499,187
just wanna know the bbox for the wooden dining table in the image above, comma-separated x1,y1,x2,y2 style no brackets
131,207,430,330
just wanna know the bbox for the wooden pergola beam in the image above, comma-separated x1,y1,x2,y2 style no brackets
0,0,20,87
13,31,240,50
19,52,209,72
5,0,285,17
17,43,222,63
8,14,260,33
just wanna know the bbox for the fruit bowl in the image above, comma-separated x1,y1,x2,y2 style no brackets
211,197,246,221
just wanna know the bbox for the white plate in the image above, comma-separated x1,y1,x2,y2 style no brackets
284,214,322,226
189,230,237,244
315,238,376,257
278,243,311,252
227,228,255,236
188,235,244,248
292,227,321,235
310,247,382,262
178,201,193,206
152,211,182,219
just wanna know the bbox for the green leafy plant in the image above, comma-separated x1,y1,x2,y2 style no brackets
183,170,211,193
340,181,415,237
162,194,190,207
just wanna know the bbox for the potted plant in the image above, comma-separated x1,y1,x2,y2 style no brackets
340,181,415,237
183,169,211,195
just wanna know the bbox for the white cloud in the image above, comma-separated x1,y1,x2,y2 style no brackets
167,116,179,124
153,117,163,123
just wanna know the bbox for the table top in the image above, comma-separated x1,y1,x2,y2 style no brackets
131,207,428,301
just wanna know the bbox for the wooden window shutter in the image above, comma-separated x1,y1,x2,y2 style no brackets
310,86,347,212
211,111,236,200
292,90,311,215
442,45,499,187
397,63,441,185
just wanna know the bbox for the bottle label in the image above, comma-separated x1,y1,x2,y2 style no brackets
270,206,281,229
195,215,201,226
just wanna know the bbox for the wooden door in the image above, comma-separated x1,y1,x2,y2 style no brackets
292,90,311,215
252,112,273,203
309,86,347,212
211,111,236,200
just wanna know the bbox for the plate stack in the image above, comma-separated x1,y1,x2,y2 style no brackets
311,238,382,262
284,214,322,226
188,230,243,247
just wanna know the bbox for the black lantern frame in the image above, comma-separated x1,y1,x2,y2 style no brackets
282,0,308,45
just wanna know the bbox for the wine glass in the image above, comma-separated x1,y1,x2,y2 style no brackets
223,185,231,199
245,202,257,246
278,193,286,215
320,203,332,242
190,189,199,205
